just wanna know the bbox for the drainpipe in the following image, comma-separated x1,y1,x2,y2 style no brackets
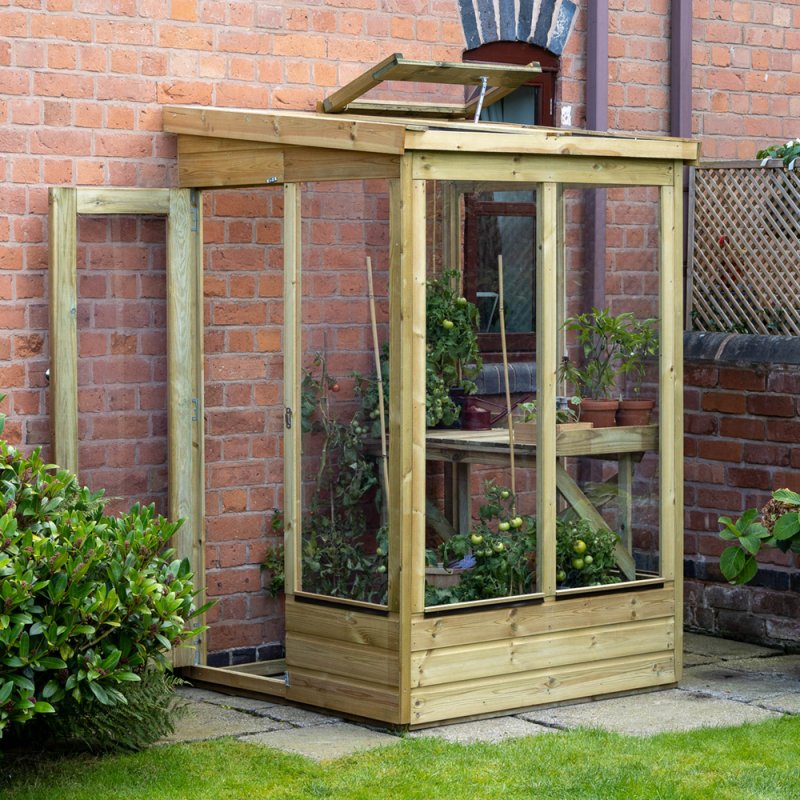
584,0,608,311
671,0,692,280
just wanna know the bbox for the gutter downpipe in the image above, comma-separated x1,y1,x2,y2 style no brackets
584,0,608,311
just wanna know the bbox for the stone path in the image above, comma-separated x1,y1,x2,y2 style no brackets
165,633,799,760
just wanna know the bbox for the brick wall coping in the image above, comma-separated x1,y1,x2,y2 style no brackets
684,332,800,367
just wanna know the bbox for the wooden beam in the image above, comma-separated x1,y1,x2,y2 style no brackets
76,188,170,215
48,188,79,474
167,189,199,669
537,182,558,597
412,152,676,187
164,106,407,155
321,53,403,113
660,163,685,679
283,183,302,598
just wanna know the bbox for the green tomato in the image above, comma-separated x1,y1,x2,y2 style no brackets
571,557,585,570
375,547,385,556
573,539,587,554
493,541,505,553
583,554,593,565
470,533,484,546
441,319,454,330
376,564,387,574
500,490,510,499
556,569,567,583
510,516,523,529
455,297,468,306
498,521,510,532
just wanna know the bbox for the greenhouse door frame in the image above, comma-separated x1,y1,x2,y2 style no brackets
48,187,206,667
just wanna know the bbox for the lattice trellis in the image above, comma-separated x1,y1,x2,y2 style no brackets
690,162,800,336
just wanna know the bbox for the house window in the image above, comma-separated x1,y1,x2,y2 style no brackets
463,43,558,359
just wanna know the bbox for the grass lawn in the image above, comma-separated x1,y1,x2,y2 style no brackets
2,716,799,800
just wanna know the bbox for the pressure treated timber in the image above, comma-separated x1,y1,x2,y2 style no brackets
48,188,79,474
410,618,674,688
287,668,402,724
286,633,400,688
164,106,407,155
176,136,401,187
183,665,287,699
285,600,399,651
283,184,302,598
409,651,676,726
411,587,675,650
537,182,558,597
411,152,676,187
75,187,170,215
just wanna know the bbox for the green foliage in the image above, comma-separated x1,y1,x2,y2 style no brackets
0,440,209,741
426,483,620,605
757,137,800,169
261,511,285,598
300,356,387,604
0,393,6,435
560,308,657,400
425,270,482,427
719,488,800,584
8,667,185,753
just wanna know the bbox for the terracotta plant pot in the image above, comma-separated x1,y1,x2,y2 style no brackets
577,398,619,428
616,398,655,426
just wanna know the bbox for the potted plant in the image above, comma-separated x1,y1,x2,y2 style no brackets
512,396,588,443
425,269,482,427
558,308,636,427
617,315,658,425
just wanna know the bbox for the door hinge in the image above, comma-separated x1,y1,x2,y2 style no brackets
284,407,293,429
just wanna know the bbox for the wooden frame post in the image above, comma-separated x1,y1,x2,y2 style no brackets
536,182,559,597
48,187,206,665
660,163,685,677
283,183,303,597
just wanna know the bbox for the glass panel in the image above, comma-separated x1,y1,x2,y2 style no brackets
425,180,540,608
298,180,390,607
476,214,535,333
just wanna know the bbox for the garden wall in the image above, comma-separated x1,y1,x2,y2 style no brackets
684,332,800,650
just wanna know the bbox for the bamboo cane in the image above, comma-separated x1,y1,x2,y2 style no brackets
497,254,516,509
366,256,390,509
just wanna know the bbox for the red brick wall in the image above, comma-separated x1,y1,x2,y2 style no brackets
684,334,800,649
2,2,800,658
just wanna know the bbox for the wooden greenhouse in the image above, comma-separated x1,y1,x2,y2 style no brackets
49,57,699,727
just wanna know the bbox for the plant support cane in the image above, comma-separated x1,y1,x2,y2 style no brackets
366,256,390,509
497,254,517,506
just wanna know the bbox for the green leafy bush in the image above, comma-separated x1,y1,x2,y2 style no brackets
719,488,800,584
0,439,208,742
757,138,800,169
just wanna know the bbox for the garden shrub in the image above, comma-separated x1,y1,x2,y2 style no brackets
0,435,208,745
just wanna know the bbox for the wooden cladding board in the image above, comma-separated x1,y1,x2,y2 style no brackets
408,589,676,724
177,135,401,187
411,587,675,650
411,618,674,688
410,651,676,726
285,599,399,650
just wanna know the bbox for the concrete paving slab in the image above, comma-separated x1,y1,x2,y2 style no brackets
683,652,718,668
176,687,279,716
518,689,781,736
410,716,554,744
759,693,800,714
160,701,291,744
240,722,399,760
720,654,800,678
683,633,778,661
681,663,800,701
259,704,343,727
